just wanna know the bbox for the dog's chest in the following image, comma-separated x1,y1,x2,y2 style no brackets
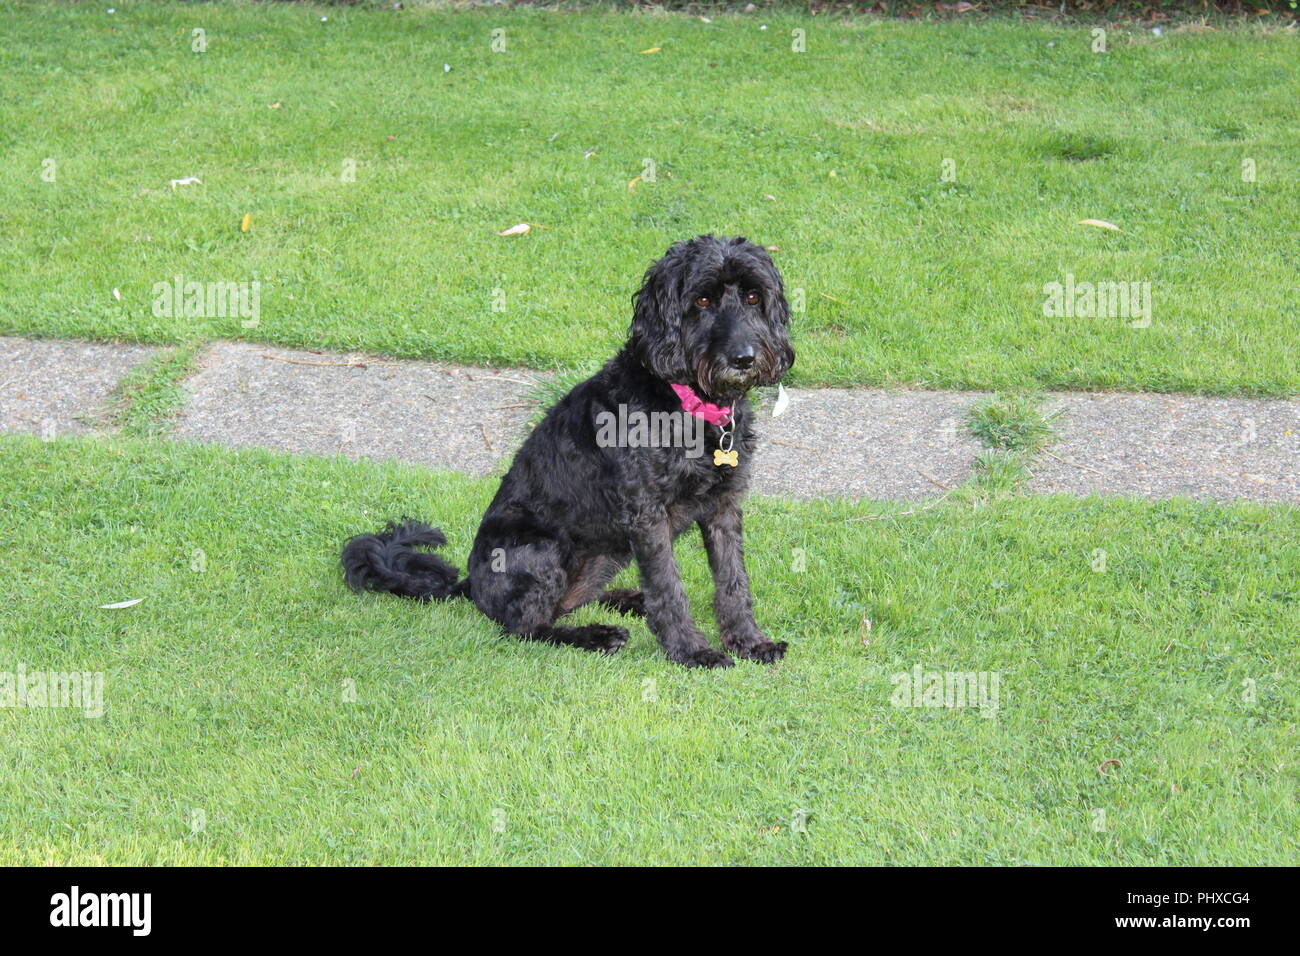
663,423,752,497
658,451,746,535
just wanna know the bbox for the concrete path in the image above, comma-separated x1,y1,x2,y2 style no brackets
2,336,1297,504
1033,393,1299,503
0,337,157,439
173,341,541,478
755,387,985,499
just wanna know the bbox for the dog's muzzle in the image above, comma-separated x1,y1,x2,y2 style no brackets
697,341,793,400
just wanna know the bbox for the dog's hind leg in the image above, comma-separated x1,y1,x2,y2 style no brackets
554,554,644,618
597,588,644,618
520,623,630,654
470,541,630,655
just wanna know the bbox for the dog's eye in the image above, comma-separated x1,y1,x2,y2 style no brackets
695,296,711,309
746,290,761,305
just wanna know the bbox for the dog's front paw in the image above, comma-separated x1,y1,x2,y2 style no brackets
672,646,735,669
734,639,788,664
723,629,789,663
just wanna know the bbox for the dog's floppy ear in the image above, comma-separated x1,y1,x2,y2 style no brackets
747,243,796,376
738,239,785,329
630,246,689,382
764,265,791,328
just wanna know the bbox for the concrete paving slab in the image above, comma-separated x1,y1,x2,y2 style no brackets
751,388,988,499
1032,392,1300,502
173,341,547,477
0,336,157,438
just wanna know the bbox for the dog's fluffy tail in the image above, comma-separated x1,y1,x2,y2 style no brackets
341,519,470,602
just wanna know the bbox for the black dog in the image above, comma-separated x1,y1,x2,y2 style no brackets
341,235,795,668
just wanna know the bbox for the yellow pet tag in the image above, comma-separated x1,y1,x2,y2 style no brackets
715,421,738,467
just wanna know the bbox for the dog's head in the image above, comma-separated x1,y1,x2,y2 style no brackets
630,235,795,402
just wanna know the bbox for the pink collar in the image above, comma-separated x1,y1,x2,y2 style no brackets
670,383,732,426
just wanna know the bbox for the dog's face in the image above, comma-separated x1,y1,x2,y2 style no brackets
630,235,795,402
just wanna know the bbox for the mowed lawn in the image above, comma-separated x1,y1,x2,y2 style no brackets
0,436,1295,865
1,3,1298,394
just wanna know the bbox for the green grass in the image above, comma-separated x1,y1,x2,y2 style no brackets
967,394,1060,454
1,434,1295,865
963,392,1060,494
968,447,1034,496
2,3,1298,395
107,340,204,438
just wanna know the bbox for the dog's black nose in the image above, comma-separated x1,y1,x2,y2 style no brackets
729,346,756,371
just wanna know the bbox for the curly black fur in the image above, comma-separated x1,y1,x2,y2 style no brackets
341,235,795,667
341,519,467,601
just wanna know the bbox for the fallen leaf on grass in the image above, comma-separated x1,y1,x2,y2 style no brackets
169,176,202,190
99,598,143,610
860,614,872,647
627,176,641,192
640,47,661,54
1078,218,1123,232
240,213,252,233
497,223,532,236
1098,759,1123,775
267,102,281,110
